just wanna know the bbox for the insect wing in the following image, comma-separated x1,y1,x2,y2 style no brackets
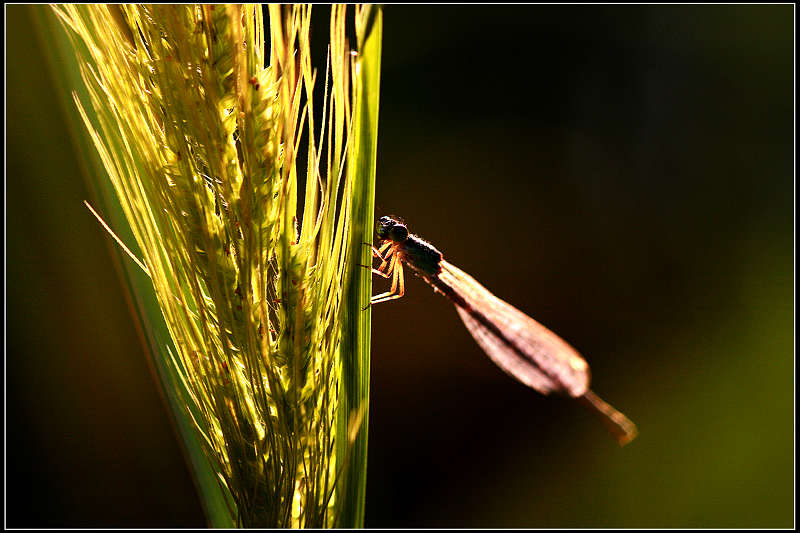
439,261,590,397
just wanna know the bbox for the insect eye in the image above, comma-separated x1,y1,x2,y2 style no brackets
389,224,408,242
376,218,392,239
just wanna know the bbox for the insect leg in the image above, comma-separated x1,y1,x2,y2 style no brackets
359,262,392,278
361,243,395,277
378,241,392,255
371,262,392,279
371,255,398,297
373,246,395,276
369,244,386,260
371,257,406,305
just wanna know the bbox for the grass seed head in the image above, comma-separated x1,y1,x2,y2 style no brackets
54,4,372,527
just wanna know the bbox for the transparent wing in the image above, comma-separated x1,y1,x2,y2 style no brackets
438,260,590,397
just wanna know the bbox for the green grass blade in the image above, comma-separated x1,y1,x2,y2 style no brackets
337,5,383,528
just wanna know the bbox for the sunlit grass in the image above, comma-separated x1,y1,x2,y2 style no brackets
51,4,380,527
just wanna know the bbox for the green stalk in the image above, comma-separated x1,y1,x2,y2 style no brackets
43,4,381,528
337,5,382,528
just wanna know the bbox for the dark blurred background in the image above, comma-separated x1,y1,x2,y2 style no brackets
6,4,793,528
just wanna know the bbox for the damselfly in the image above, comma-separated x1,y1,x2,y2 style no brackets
369,216,638,446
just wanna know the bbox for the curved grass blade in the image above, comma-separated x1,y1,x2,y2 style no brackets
32,5,237,526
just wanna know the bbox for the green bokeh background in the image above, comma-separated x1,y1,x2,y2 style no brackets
6,5,793,528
